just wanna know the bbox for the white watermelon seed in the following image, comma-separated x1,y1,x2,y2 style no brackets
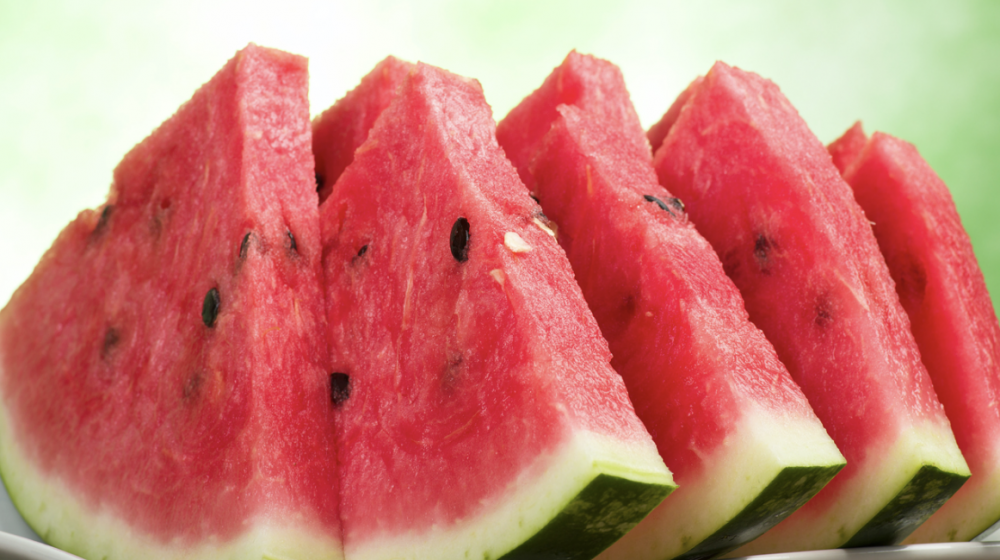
504,232,532,254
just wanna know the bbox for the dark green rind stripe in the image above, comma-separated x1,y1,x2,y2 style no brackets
498,474,675,560
843,465,969,548
677,463,844,560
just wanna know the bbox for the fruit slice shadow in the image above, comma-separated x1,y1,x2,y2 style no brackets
497,51,844,560
316,61,675,560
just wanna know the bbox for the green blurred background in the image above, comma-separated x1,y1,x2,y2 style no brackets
2,0,999,313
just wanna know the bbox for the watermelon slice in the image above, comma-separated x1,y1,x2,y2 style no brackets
316,61,674,560
829,126,1000,543
496,52,844,560
312,55,414,203
0,45,342,559
651,62,970,553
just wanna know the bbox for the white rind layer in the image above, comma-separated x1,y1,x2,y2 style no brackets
597,404,844,560
0,397,344,560
905,457,1000,543
733,418,970,555
344,429,673,560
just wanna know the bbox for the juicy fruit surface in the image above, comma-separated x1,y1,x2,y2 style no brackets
835,129,1000,543
0,45,340,558
319,62,671,560
827,121,867,175
312,55,413,203
653,61,968,553
499,51,842,560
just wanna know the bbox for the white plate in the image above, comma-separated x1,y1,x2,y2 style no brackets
0,533,82,560
731,542,1000,559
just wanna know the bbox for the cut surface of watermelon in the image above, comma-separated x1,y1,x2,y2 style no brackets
651,62,969,554
827,121,867,175
831,127,1000,543
316,61,673,560
312,55,413,203
0,45,342,560
497,51,843,560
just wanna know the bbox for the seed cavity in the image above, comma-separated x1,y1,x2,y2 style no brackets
753,234,776,274
504,232,532,254
202,287,220,328
643,195,677,217
330,373,351,406
442,353,463,392
450,217,471,262
183,371,203,401
316,172,325,193
101,327,120,359
815,294,833,327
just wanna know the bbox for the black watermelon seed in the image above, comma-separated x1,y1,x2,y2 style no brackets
357,244,369,258
202,288,220,328
668,197,685,213
101,327,120,359
643,195,677,217
450,217,470,262
316,172,325,193
93,205,114,236
754,234,771,262
330,373,351,406
239,232,252,260
287,230,297,252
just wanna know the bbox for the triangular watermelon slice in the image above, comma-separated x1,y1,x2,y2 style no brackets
651,62,969,553
0,45,342,559
829,125,1000,543
316,61,674,560
497,51,844,560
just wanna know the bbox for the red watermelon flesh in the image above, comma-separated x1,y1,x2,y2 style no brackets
497,51,843,560
0,45,341,560
652,61,969,554
317,62,673,560
312,56,414,203
645,75,702,155
827,121,868,175
496,51,648,193
829,128,1000,543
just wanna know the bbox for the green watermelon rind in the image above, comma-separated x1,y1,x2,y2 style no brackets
599,405,844,560
916,462,1000,542
843,465,968,547
0,396,344,560
734,420,970,555
344,430,675,560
